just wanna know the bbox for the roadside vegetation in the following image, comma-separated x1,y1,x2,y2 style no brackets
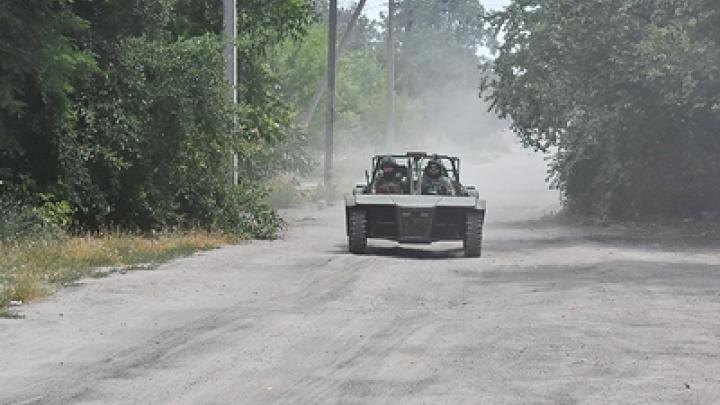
0,231,233,318
0,0,312,314
483,0,720,221
1,0,313,235
0,197,236,316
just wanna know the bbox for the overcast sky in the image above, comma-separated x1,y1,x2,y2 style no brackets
341,0,511,20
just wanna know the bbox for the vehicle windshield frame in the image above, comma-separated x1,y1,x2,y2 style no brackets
370,153,461,195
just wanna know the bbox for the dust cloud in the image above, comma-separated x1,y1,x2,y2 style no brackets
334,84,560,220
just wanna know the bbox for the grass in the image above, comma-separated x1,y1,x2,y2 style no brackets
0,232,234,316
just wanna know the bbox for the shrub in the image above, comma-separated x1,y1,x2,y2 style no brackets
217,183,285,240
0,197,69,243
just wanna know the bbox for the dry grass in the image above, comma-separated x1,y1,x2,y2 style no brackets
0,232,234,315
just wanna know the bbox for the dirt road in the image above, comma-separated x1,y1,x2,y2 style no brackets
2,149,720,404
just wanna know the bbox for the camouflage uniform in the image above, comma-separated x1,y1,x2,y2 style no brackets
421,160,455,195
373,156,405,194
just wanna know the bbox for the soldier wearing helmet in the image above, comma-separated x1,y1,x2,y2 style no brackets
373,155,406,194
421,158,455,195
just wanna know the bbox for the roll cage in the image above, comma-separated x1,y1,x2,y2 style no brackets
368,152,462,195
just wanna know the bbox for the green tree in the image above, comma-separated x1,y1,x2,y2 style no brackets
0,0,96,189
395,0,487,96
273,22,387,144
483,0,720,219
1,0,317,236
387,0,503,149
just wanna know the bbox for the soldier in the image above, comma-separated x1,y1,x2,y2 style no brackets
421,159,455,195
373,155,406,194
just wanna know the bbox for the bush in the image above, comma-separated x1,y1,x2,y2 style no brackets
0,197,70,243
483,1,720,220
1,2,315,240
264,176,308,209
217,183,285,240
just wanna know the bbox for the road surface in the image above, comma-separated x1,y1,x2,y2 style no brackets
2,149,720,404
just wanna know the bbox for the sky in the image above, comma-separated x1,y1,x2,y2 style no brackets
341,0,511,20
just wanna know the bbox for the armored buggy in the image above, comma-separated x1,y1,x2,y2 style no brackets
344,152,486,257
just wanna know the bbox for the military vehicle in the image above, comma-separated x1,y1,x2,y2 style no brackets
344,152,486,257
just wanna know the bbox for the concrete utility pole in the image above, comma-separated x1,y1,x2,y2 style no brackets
223,0,238,186
325,0,338,196
385,0,396,151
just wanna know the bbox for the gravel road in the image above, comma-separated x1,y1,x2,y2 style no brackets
2,149,720,404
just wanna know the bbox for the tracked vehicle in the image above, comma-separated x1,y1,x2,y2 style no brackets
344,152,486,257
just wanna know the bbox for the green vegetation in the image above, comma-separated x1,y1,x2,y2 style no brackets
0,0,313,235
0,193,236,315
273,0,497,155
395,0,486,97
272,10,388,150
483,0,720,220
0,0,312,312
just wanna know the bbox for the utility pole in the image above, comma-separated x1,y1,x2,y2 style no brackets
325,0,338,197
299,0,367,129
223,0,238,186
385,0,396,151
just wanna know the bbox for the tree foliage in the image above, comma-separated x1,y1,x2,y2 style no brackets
0,0,96,188
0,0,316,236
483,0,720,220
275,0,496,153
395,0,487,95
391,0,504,148
272,14,387,150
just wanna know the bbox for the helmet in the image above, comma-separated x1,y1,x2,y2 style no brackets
424,159,443,179
378,155,397,179
379,155,395,168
